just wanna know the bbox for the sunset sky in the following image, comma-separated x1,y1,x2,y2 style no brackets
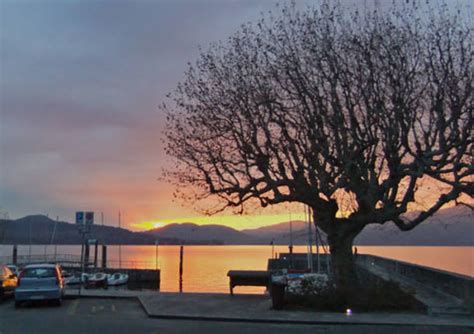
0,0,470,231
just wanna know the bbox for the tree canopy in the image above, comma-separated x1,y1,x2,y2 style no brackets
164,2,472,289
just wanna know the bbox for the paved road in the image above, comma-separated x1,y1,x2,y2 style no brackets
0,298,470,334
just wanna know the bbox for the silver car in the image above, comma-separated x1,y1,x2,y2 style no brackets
15,264,65,307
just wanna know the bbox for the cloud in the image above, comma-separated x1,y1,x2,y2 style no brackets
1,0,289,227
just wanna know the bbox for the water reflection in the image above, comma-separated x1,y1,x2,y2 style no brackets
0,245,472,293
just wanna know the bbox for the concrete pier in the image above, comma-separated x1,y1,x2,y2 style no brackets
356,254,473,315
267,252,473,315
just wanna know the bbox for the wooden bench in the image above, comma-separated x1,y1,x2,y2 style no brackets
227,270,271,295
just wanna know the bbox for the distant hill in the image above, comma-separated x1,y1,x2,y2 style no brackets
0,206,472,246
144,223,259,245
242,206,473,246
0,215,176,245
242,220,307,238
354,206,473,246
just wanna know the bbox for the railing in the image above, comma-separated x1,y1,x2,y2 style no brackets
106,260,159,270
0,254,82,265
0,255,159,271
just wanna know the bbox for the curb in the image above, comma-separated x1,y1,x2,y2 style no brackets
136,298,474,328
141,313,474,328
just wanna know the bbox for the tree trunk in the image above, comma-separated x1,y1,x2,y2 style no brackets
327,231,358,295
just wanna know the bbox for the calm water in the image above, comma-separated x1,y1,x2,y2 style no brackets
0,245,472,293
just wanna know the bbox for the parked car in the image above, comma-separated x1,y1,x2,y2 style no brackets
0,264,18,300
15,264,65,307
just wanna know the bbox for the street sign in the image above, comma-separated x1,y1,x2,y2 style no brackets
85,212,94,225
76,211,84,225
87,239,97,245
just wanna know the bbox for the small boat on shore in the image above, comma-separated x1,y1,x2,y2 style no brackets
64,272,89,285
107,273,128,286
85,272,108,289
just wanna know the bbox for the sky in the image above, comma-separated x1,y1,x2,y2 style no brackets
0,0,314,230
0,0,471,231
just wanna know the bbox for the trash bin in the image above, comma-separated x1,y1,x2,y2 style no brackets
270,282,286,310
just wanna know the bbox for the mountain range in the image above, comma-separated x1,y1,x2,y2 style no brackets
0,206,472,246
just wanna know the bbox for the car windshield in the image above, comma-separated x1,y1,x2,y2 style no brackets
22,268,56,278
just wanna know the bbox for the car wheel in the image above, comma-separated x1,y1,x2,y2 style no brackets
14,301,21,308
54,298,62,307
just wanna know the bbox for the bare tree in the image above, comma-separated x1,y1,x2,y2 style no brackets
164,3,473,292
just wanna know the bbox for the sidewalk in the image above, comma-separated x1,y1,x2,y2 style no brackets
65,289,474,328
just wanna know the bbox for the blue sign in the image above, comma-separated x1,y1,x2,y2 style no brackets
76,211,84,225
85,212,94,225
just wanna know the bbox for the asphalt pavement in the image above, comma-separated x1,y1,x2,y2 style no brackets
0,297,471,334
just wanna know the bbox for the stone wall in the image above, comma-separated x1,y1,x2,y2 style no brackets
356,254,473,312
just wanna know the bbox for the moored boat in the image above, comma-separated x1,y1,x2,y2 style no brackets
85,272,108,289
107,273,129,286
64,272,89,285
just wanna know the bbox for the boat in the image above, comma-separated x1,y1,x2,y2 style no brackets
85,272,108,289
81,273,90,283
107,273,129,286
63,271,81,285
64,272,89,285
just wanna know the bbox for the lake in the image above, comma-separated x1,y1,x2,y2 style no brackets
0,245,472,293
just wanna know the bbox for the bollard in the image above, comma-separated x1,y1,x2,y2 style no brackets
270,282,286,310
84,243,90,267
289,245,293,269
179,245,184,293
12,245,18,265
93,240,98,268
102,245,107,268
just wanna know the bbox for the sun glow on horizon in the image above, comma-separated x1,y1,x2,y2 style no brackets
130,213,308,231
127,196,471,232
131,221,168,231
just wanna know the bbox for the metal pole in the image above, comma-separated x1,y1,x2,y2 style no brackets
304,205,309,269
28,219,32,262
289,210,293,269
155,240,159,270
179,245,184,293
118,211,122,269
12,245,18,265
315,211,320,274
84,242,90,267
271,239,275,259
52,216,59,261
307,205,313,272
94,240,98,268
102,244,107,269
79,229,85,296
